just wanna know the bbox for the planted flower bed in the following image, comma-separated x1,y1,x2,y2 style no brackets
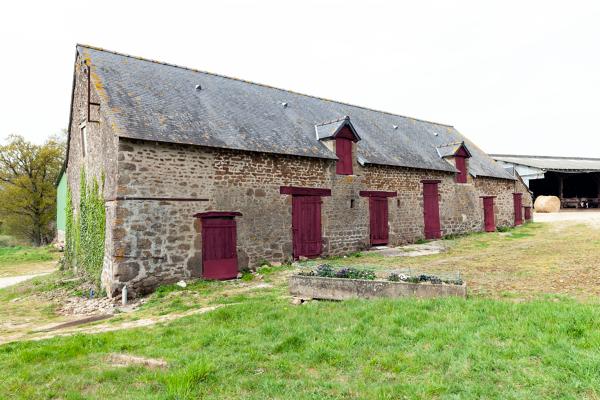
290,264,467,301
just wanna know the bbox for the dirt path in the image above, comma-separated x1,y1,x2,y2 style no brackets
0,272,51,289
534,210,600,227
0,304,228,345
0,277,279,345
0,260,58,278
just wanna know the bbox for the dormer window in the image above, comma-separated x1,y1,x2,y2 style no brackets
315,116,361,176
454,146,470,183
335,136,353,175
436,141,472,184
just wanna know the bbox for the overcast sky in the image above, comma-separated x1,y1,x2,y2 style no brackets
1,0,599,157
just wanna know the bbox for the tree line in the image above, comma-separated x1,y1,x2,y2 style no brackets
0,134,65,246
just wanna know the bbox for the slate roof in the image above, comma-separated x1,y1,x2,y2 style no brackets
492,154,600,172
78,45,513,180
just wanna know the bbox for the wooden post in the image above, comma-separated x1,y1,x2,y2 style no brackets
558,175,564,208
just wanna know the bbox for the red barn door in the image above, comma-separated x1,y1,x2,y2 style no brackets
482,197,496,232
369,197,389,245
422,180,442,239
524,206,532,221
292,196,323,258
513,193,523,226
200,215,240,280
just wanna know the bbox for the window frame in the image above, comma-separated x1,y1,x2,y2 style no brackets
79,122,88,157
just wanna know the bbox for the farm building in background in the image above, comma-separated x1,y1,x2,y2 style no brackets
62,45,531,297
55,172,67,244
492,155,600,208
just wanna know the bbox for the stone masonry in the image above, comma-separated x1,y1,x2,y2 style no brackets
100,138,531,296
66,51,532,297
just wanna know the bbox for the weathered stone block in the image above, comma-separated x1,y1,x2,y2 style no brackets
289,275,467,300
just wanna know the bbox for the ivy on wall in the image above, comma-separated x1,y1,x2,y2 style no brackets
64,169,106,287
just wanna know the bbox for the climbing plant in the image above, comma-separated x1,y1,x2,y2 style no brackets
64,169,106,287
64,186,75,269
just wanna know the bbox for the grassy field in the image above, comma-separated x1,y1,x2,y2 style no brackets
0,244,59,277
321,222,600,301
1,222,600,399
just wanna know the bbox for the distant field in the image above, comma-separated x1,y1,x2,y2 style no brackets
0,245,59,277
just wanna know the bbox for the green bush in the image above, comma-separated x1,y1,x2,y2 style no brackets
0,235,20,247
299,264,376,280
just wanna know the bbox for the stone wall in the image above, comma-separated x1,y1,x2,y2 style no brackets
102,138,531,296
66,53,119,286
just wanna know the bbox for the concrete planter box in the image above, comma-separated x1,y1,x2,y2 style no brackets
289,275,467,301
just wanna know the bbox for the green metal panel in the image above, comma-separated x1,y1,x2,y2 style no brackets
56,173,67,231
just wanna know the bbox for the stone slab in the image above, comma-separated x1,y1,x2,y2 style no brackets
289,275,467,300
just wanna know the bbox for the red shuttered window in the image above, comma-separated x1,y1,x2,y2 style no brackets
455,156,467,183
335,138,353,175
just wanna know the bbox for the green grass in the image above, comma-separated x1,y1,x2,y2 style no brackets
1,294,600,399
2,222,600,398
0,246,57,265
0,245,59,277
319,222,600,300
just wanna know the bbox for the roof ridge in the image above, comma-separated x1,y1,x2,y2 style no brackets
437,141,463,148
315,116,350,127
491,154,600,161
76,43,455,128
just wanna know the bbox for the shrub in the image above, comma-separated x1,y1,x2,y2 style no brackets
302,265,376,280
315,264,336,278
386,272,463,286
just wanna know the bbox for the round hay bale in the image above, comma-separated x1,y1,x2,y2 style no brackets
534,195,561,213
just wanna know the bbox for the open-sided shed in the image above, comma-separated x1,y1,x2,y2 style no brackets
492,154,600,208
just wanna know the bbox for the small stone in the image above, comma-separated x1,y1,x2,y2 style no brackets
291,297,303,305
176,280,187,288
271,262,282,267
299,256,308,261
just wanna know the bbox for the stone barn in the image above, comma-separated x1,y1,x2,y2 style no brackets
64,45,531,297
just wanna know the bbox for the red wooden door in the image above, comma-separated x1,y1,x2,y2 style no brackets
524,206,532,221
483,197,495,232
292,196,322,258
423,182,442,239
513,193,523,226
202,217,238,279
369,197,389,245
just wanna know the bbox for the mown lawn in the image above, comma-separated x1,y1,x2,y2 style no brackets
1,222,600,399
1,293,600,399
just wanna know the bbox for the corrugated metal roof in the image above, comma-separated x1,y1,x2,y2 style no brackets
492,154,600,172
79,45,513,180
